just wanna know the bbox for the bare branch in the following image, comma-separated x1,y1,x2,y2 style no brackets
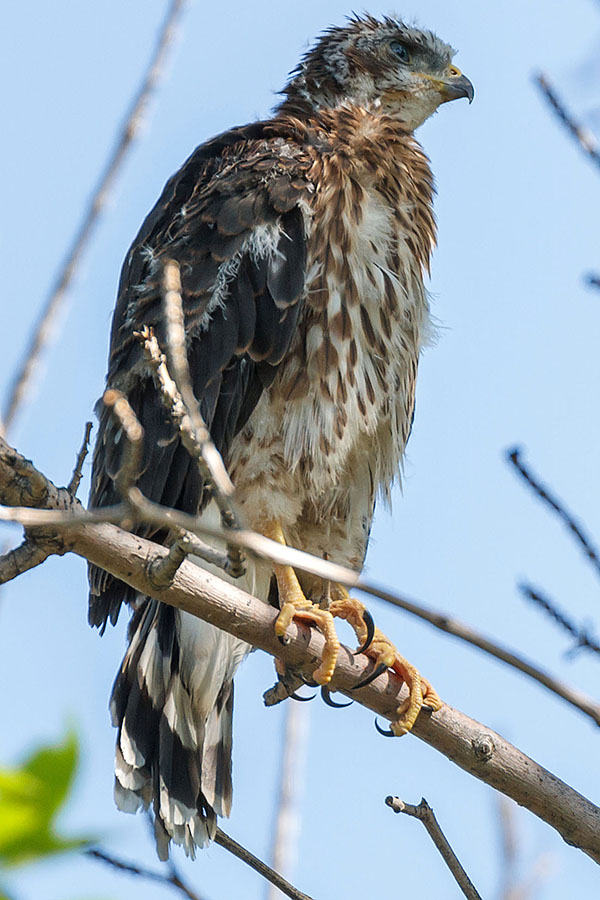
0,0,187,436
68,519,600,864
368,581,600,727
507,446,600,581
519,583,600,659
385,796,482,900
214,829,314,900
175,530,231,571
86,848,206,900
534,72,600,171
160,261,245,575
2,434,600,728
148,536,189,589
1,448,600,861
161,261,237,506
137,323,245,577
67,421,93,497
0,539,51,585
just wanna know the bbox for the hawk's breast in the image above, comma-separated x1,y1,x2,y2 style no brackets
229,109,436,520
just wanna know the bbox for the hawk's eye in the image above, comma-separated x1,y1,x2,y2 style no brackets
390,41,411,63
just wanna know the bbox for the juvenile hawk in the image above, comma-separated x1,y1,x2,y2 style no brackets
89,13,473,859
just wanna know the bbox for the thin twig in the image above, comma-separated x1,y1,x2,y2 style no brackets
161,260,245,575
162,261,237,505
507,447,600,581
0,0,187,435
214,829,314,900
137,324,245,577
534,72,600,171
519,583,600,658
1,440,600,728
385,797,482,900
86,848,206,900
364,581,600,727
176,530,231,570
67,421,93,497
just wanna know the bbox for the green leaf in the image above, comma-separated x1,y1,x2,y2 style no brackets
0,732,93,867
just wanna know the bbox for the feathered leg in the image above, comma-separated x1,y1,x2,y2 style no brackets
263,520,340,685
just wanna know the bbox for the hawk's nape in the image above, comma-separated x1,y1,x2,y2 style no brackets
88,12,471,859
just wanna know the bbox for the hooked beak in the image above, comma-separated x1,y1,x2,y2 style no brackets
418,68,475,104
439,70,475,104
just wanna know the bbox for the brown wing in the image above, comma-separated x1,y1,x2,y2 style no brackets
88,122,312,630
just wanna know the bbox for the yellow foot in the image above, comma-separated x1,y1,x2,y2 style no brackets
330,585,443,735
263,521,339,685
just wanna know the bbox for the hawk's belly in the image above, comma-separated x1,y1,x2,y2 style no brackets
228,187,431,567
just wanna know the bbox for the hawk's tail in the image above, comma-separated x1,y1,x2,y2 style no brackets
110,597,249,859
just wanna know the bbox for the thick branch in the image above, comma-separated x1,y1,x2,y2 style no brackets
2,439,600,864
2,436,600,730
65,521,600,865
0,539,52,584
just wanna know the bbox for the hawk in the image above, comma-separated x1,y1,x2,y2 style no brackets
88,14,473,860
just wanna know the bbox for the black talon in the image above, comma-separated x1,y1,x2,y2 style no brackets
299,673,319,687
351,661,388,691
321,686,353,708
354,608,375,655
277,634,290,646
290,691,316,702
374,717,395,737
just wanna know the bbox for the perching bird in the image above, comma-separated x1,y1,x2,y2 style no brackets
88,13,473,860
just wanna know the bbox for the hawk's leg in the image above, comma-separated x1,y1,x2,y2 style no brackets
263,521,339,685
330,585,443,735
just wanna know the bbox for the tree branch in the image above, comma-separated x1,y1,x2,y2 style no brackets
534,72,600,172
507,447,600,581
385,796,482,900
86,847,207,900
2,435,600,730
0,0,187,435
519,582,600,659
1,445,599,864
214,829,314,900
0,538,52,584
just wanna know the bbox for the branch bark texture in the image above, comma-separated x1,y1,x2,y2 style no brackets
2,439,600,865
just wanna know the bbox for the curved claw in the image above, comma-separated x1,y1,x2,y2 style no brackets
321,686,353,708
290,691,316,702
299,673,319,687
351,661,388,691
354,608,375,655
374,717,395,737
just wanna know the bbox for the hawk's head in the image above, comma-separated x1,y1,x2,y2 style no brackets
279,14,473,130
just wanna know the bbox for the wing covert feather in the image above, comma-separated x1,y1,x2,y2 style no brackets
89,122,312,629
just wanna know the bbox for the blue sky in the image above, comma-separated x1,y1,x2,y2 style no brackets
2,1,600,898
